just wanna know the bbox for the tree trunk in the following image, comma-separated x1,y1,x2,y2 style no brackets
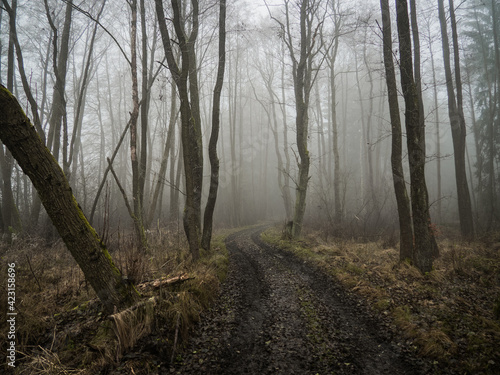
68,1,106,184
139,0,148,215
228,38,241,227
147,82,177,228
280,42,293,220
380,0,414,261
396,0,438,272
361,39,378,215
437,0,474,239
329,40,342,224
2,0,44,229
1,0,43,140
1,0,22,241
0,86,139,312
129,0,147,250
156,0,203,260
44,0,72,163
409,0,426,156
201,0,226,251
281,0,319,239
428,32,442,223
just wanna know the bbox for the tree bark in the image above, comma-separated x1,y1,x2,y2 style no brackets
280,41,293,221
379,0,414,261
156,0,203,260
201,0,226,251
279,0,319,238
228,37,241,227
409,0,426,156
329,37,342,224
0,85,139,312
396,0,438,272
428,30,442,223
44,0,72,163
1,0,22,241
2,0,45,229
437,0,474,239
139,0,147,206
129,0,147,250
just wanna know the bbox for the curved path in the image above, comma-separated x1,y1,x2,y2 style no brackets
170,225,427,374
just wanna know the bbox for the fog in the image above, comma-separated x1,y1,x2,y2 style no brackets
0,0,497,243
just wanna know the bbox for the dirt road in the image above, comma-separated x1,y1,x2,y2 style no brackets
170,225,429,374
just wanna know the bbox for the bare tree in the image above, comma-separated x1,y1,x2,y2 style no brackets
127,0,148,249
67,1,107,184
43,0,72,164
395,0,438,272
201,0,226,251
379,0,413,261
156,0,203,260
326,0,343,224
437,0,474,239
270,0,325,238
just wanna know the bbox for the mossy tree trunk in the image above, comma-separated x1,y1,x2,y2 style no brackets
0,85,140,313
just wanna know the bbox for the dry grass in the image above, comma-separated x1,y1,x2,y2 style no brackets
110,297,157,357
18,346,86,375
0,226,229,374
262,225,500,373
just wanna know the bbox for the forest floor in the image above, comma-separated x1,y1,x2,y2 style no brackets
168,225,432,375
1,223,499,374
258,225,500,374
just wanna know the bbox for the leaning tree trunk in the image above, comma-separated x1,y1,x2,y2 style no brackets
0,86,140,312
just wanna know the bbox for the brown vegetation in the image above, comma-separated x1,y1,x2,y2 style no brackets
261,225,500,374
0,227,230,374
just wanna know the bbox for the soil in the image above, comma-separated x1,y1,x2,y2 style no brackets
165,225,439,374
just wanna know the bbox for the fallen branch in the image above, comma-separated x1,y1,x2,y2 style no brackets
108,296,158,318
137,274,194,290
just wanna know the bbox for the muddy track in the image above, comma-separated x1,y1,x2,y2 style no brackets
168,225,430,374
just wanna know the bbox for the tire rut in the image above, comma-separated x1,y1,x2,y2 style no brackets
168,225,428,374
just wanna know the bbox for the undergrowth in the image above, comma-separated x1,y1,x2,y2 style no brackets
0,227,229,374
261,225,500,375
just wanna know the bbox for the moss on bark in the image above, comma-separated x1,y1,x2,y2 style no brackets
0,85,140,312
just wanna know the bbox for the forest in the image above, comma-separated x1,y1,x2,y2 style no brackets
0,0,499,374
